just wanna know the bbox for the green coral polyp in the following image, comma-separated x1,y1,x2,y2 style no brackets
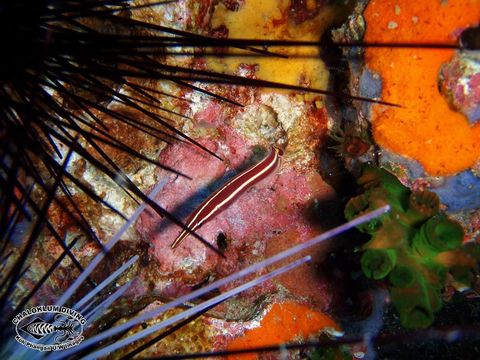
344,193,386,234
401,305,435,329
428,216,463,250
345,164,470,329
412,215,464,257
358,164,410,211
361,249,396,279
389,265,416,288
391,283,437,329
405,190,440,226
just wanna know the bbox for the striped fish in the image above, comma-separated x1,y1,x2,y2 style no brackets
27,321,56,337
24,317,78,340
171,146,283,249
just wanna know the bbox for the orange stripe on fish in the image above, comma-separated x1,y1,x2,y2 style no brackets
171,146,283,249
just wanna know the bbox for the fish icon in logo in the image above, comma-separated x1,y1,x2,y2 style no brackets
13,306,85,351
20,314,81,343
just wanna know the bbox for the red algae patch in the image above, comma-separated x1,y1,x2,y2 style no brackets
364,0,480,176
135,95,337,307
226,301,339,360
136,144,334,291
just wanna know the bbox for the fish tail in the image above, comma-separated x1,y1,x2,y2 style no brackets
170,226,195,249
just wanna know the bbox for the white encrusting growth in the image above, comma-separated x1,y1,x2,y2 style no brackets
260,93,303,131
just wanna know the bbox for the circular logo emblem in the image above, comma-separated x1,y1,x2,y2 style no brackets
12,306,86,351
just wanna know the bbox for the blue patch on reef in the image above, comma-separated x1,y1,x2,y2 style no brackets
431,170,480,212
360,69,382,99
359,69,382,115
380,151,425,179
467,106,480,124
379,151,480,213
9,220,31,247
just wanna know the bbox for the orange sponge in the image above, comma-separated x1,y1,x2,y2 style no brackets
364,0,480,176
226,301,339,359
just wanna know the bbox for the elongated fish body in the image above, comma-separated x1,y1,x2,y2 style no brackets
27,321,56,336
171,146,283,249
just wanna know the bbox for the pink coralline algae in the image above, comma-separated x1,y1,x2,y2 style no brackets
136,107,336,309
439,53,480,123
